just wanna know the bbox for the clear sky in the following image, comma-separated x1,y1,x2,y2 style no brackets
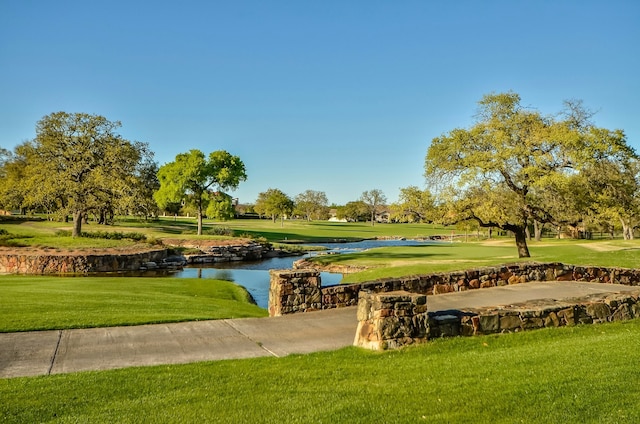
1,1,638,205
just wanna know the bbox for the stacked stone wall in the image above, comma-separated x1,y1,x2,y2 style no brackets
0,249,170,274
268,269,322,316
428,290,640,338
320,263,640,309
354,291,429,350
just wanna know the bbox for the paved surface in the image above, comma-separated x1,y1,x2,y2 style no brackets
1,281,638,379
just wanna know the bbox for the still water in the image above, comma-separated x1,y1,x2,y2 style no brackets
173,239,434,309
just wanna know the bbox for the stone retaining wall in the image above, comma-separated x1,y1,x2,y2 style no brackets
354,290,429,350
268,269,322,316
0,249,171,274
428,290,640,338
320,262,640,309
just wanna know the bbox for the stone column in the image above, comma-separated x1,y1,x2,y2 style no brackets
268,269,322,316
354,290,428,350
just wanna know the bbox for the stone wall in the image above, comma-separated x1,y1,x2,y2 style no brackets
320,262,640,309
268,269,322,316
428,290,640,338
0,249,171,274
354,290,429,350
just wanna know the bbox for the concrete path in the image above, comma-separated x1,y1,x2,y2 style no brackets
1,281,637,379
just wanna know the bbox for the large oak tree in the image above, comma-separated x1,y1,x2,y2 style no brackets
13,112,152,236
425,92,635,257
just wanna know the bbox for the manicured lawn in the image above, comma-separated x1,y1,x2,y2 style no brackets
0,217,454,246
312,239,640,283
2,319,638,423
0,276,267,332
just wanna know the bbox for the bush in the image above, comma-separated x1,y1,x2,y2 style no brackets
54,230,147,241
0,231,28,247
204,226,234,236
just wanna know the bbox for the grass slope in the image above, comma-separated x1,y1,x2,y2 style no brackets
1,320,639,423
0,276,267,332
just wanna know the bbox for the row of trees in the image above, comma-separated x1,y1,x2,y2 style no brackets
251,188,387,227
0,112,248,236
2,93,636,257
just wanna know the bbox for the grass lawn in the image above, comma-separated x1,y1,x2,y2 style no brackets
0,276,267,332
0,217,453,247
1,319,639,423
311,238,640,283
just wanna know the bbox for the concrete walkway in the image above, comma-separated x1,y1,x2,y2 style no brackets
1,281,638,379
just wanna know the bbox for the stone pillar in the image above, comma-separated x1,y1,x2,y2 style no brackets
354,290,428,350
268,269,322,317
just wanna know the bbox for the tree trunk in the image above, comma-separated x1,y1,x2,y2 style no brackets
525,225,531,240
620,218,634,240
514,226,531,258
197,210,203,236
534,220,543,241
72,210,83,237
371,210,375,226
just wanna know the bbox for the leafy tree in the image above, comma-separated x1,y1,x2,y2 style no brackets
254,188,294,227
294,190,329,221
0,147,25,212
360,189,387,226
206,192,236,221
336,200,369,222
155,149,247,235
425,92,636,257
0,147,10,176
15,112,150,236
583,159,640,240
121,154,160,220
392,186,436,223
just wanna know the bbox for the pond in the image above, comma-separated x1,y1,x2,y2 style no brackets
173,239,436,309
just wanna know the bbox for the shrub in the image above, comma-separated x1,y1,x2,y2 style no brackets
54,230,147,241
204,226,234,236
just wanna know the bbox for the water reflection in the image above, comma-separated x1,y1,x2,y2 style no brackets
173,240,436,309
176,267,342,309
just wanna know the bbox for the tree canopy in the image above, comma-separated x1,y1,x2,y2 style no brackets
254,188,294,227
2,112,153,236
425,92,636,257
294,190,329,221
155,149,246,235
360,189,387,226
391,186,436,223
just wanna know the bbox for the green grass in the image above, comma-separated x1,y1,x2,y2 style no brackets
0,217,453,247
0,276,267,332
2,320,639,423
310,239,640,283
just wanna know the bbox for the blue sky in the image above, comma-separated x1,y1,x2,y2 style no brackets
1,1,638,205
